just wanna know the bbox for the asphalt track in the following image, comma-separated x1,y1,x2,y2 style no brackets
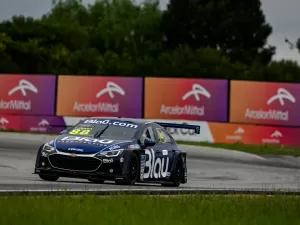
1,133,300,193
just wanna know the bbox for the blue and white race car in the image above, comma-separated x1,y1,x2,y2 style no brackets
34,118,200,187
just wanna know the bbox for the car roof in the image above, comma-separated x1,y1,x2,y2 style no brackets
82,117,155,126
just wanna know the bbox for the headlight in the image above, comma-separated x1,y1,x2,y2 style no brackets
96,149,124,157
42,143,56,155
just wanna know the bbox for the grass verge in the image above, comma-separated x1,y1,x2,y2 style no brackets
0,195,299,225
178,141,300,156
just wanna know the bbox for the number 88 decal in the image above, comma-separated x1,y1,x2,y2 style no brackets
69,128,91,135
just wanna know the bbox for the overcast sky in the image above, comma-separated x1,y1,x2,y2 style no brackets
1,0,299,63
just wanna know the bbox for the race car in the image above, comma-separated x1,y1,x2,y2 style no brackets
34,118,200,187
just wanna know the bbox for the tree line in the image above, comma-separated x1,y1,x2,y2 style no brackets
0,0,300,82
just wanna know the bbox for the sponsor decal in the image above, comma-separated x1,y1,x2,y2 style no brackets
225,127,245,142
30,119,50,132
83,119,138,128
166,122,197,136
0,117,9,125
254,127,299,146
109,145,121,151
160,84,211,117
0,115,22,131
103,158,114,163
74,82,124,113
140,155,146,181
0,75,56,115
38,119,49,126
56,76,142,117
0,115,65,133
0,117,9,130
23,116,66,133
261,130,282,144
144,78,228,121
67,148,84,152
59,136,114,144
230,80,300,126
208,123,257,145
128,144,140,150
143,148,169,179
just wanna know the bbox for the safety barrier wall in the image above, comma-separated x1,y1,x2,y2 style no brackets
1,74,300,146
2,115,300,147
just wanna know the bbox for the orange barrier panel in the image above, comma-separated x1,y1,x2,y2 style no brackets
229,80,300,126
56,75,143,118
208,122,300,147
144,77,228,121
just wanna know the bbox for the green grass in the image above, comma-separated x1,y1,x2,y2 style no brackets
0,195,299,225
178,141,300,156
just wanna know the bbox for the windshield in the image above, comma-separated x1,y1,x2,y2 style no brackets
67,119,139,140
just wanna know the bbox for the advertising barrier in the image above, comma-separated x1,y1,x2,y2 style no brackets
208,122,300,146
0,115,66,133
56,76,143,118
144,77,228,122
229,80,300,126
1,73,300,148
0,74,56,116
1,114,300,147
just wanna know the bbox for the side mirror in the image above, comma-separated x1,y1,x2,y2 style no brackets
144,138,156,146
60,129,68,135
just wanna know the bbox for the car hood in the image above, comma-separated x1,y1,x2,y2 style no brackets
53,135,134,154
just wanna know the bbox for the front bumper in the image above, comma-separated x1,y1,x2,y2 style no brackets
35,151,128,180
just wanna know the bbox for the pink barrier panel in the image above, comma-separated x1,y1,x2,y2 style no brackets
0,115,66,133
0,74,56,116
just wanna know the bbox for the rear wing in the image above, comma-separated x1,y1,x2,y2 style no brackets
156,122,200,134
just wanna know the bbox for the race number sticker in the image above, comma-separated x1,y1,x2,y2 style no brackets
68,126,93,135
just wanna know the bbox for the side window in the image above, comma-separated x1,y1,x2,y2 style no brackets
155,127,172,143
141,126,155,141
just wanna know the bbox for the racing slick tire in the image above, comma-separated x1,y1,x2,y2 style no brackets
88,178,105,184
39,174,59,182
115,153,139,185
161,156,183,187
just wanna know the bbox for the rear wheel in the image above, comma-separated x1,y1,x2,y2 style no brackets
161,156,183,187
115,153,139,185
39,174,59,182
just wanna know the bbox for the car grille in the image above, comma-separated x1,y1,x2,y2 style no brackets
48,154,101,172
56,148,95,155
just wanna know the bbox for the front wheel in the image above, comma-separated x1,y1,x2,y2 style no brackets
161,156,183,187
39,174,59,182
115,153,139,185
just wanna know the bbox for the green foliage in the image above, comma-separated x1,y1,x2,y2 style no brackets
0,0,299,82
161,0,275,66
1,195,300,225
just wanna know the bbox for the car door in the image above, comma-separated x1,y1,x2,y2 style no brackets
140,124,166,181
140,124,157,181
147,124,175,181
